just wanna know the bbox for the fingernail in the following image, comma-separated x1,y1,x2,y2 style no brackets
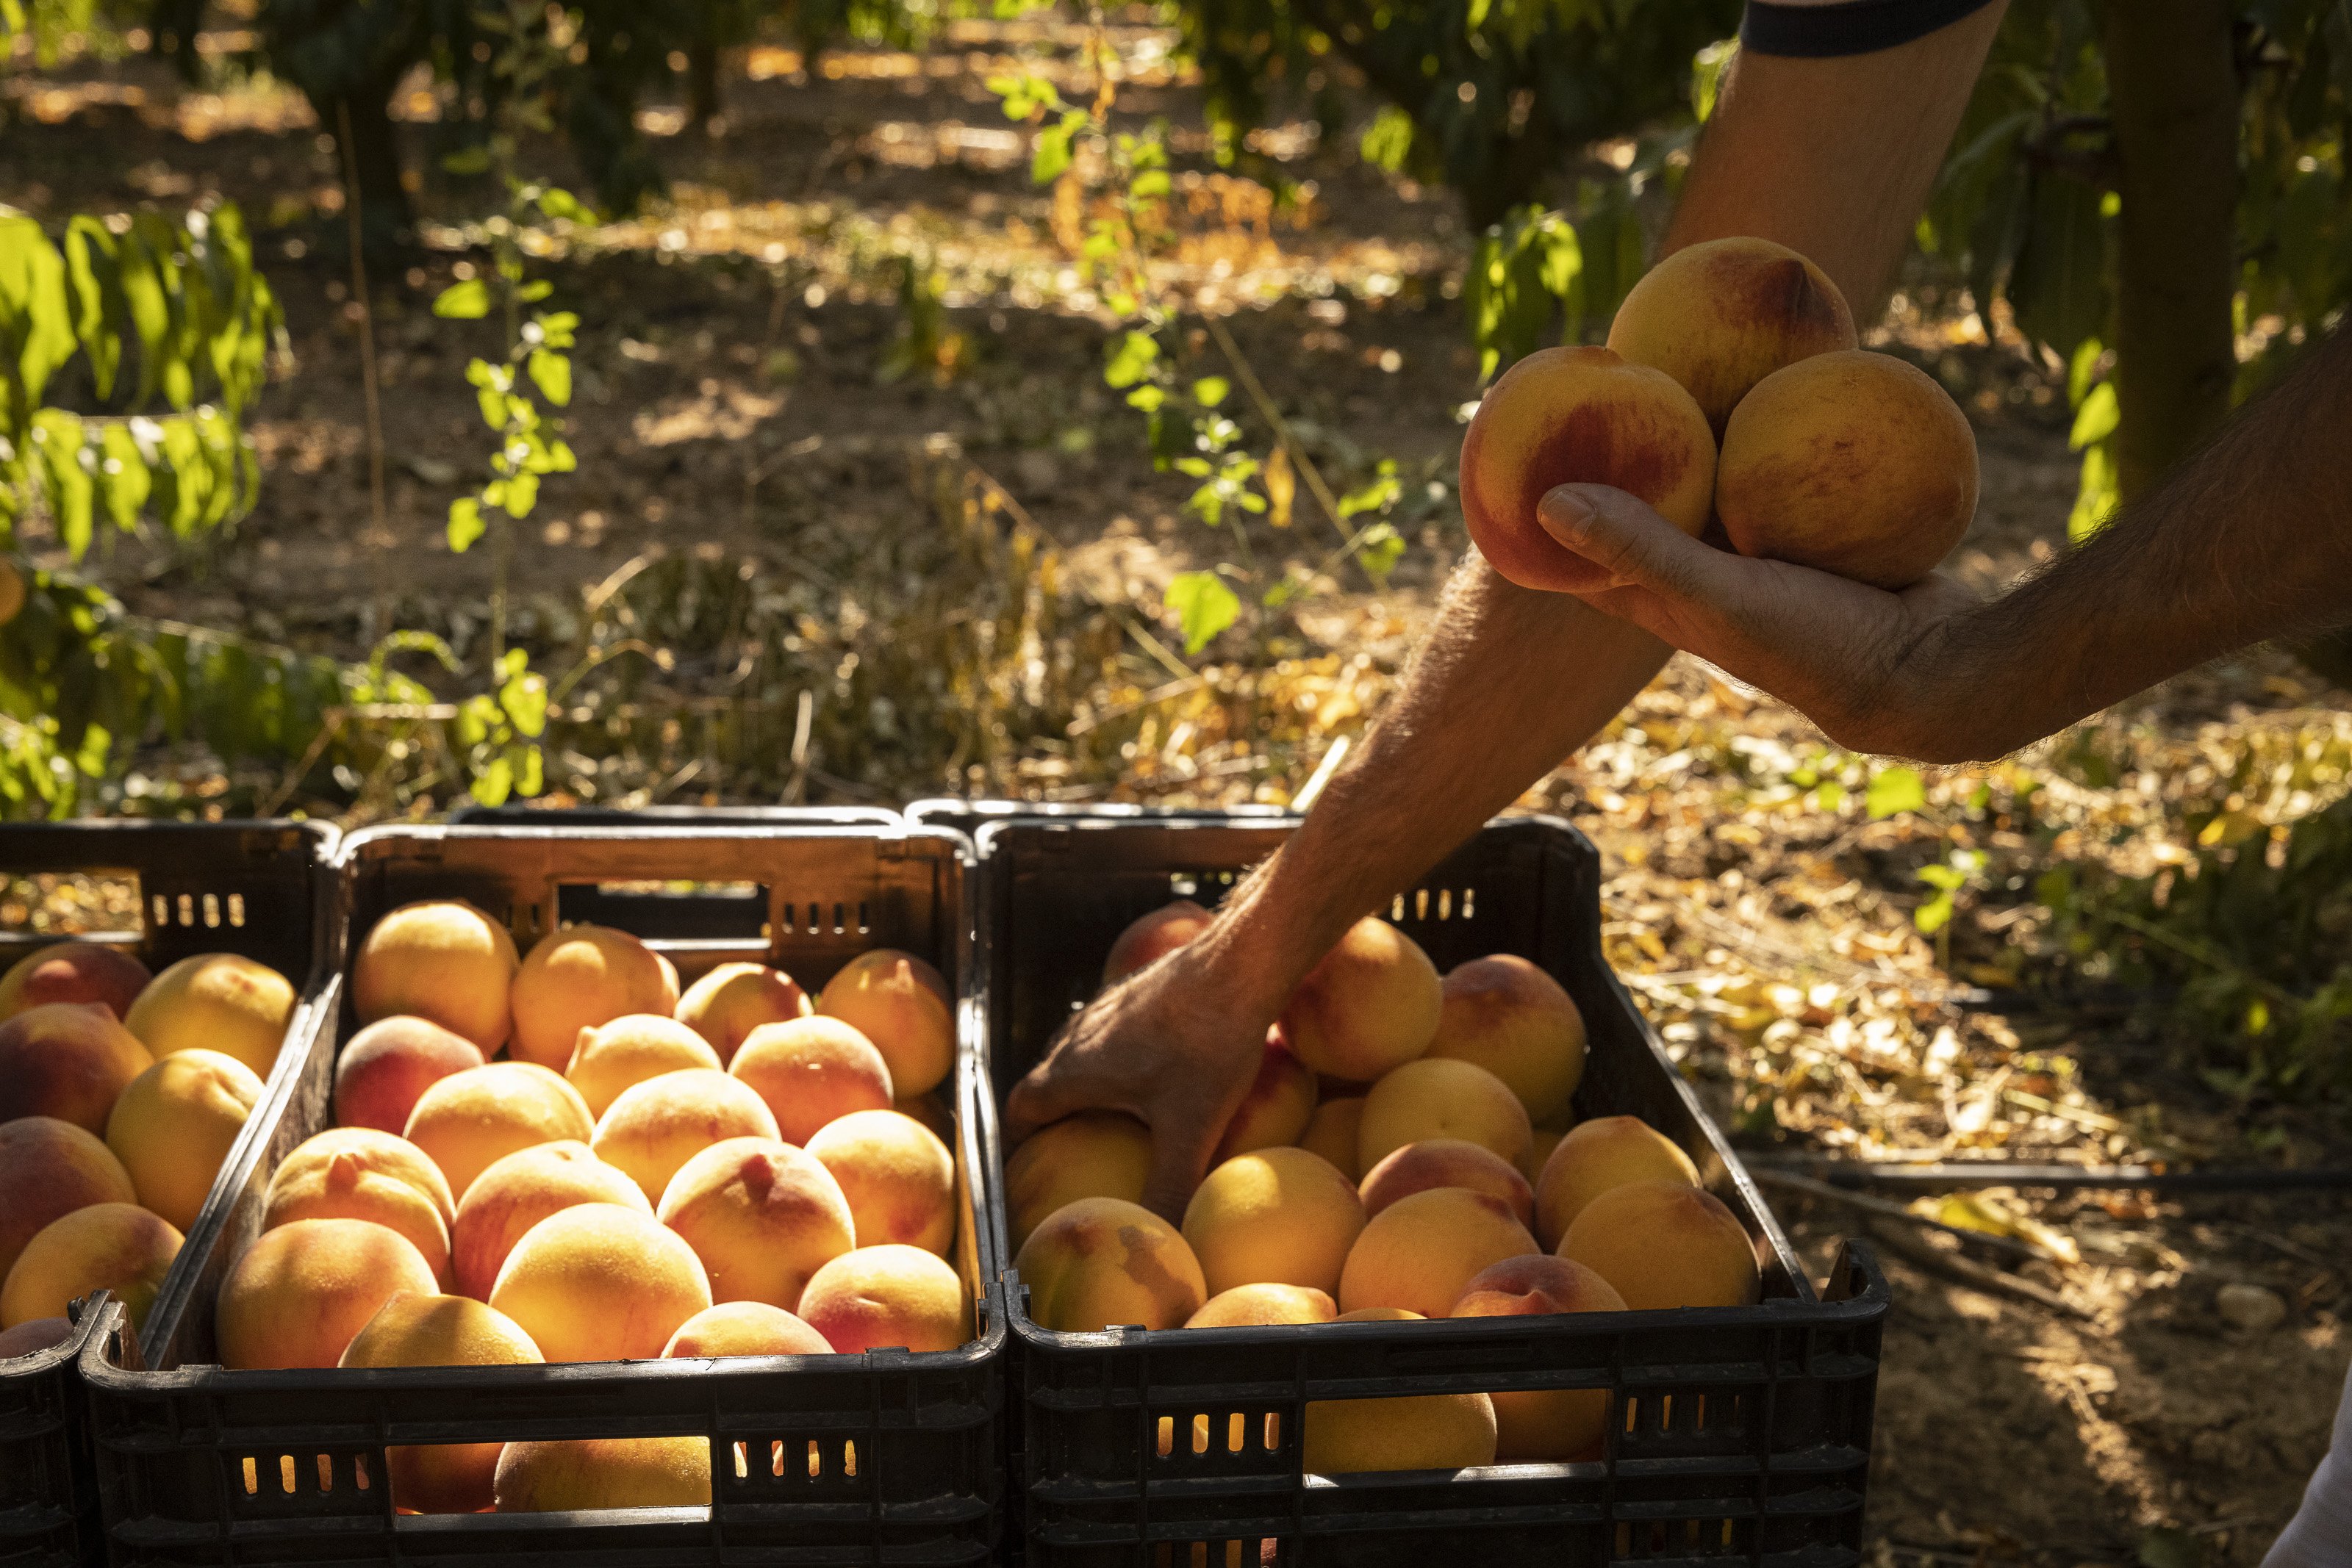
1538,486,1593,542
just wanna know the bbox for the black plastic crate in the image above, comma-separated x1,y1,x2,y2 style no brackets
82,822,1009,1567
905,799,1289,839
0,820,340,1568
975,816,1888,1567
449,802,904,829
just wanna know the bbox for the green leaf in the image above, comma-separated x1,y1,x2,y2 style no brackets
2009,170,2111,362
2068,381,2119,451
96,423,151,531
0,215,76,407
1130,169,1171,199
62,217,122,400
1355,522,1405,583
1866,766,1926,819
32,410,92,558
2068,441,2120,542
470,750,514,807
1360,105,1415,173
448,496,485,553
1103,330,1159,389
1192,376,1230,408
501,669,548,737
2066,337,2104,406
1914,890,1956,935
535,187,595,224
527,348,571,406
1165,570,1239,655
441,145,493,176
501,470,538,517
1125,385,1166,411
434,279,493,319
1033,112,1085,184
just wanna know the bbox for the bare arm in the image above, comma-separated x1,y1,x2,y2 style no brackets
1008,8,2009,1220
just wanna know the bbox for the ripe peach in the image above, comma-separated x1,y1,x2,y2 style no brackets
1559,1180,1760,1311
674,962,811,1065
0,1002,152,1133
105,1049,264,1231
511,925,677,1070
564,1014,723,1120
1522,1128,1566,1187
1358,1139,1534,1229
276,1128,456,1228
215,1217,436,1368
657,1137,855,1310
730,1017,895,1145
1427,955,1586,1126
1303,1390,1496,1476
803,1110,955,1256
340,1293,543,1514
1296,1097,1366,1181
0,1317,74,1357
1280,918,1441,1082
592,1068,780,1204
893,1089,954,1141
1181,1146,1364,1298
1210,1043,1316,1164
1449,1255,1626,1459
0,1116,135,1282
0,942,148,1020
0,1202,181,1334
1014,1197,1206,1333
1532,1115,1698,1250
333,1017,485,1135
1005,1112,1152,1251
124,953,295,1077
1605,237,1857,436
1102,899,1213,985
404,1062,595,1202
494,1436,711,1511
1459,345,1716,594
1186,1283,1335,1328
450,1140,650,1300
816,950,954,1097
354,899,518,1054
797,1243,969,1353
262,1143,453,1288
1336,1187,1538,1320
662,1301,833,1358
487,1203,712,1362
1358,1057,1531,1172
1716,349,1980,589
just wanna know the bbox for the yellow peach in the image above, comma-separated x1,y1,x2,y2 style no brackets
1004,1112,1152,1251
104,1049,262,1232
404,1062,595,1202
487,1203,711,1363
816,949,954,1097
564,1014,722,1120
354,900,518,1054
803,1110,955,1256
1358,1057,1530,1173
340,1293,543,1514
656,1137,854,1311
1185,1283,1335,1328
673,962,810,1065
1336,1187,1538,1320
729,1017,895,1145
1280,918,1441,1083
494,1437,710,1511
449,1139,649,1300
215,1217,437,1368
1180,1146,1363,1298
662,1301,833,1358
1427,955,1586,1126
1532,1115,1699,1250
797,1244,969,1353
509,924,677,1070
1,1202,181,1335
0,1002,152,1134
1558,1180,1760,1311
1014,1197,1205,1333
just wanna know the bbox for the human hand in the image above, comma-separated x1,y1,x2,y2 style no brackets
1538,482,1994,762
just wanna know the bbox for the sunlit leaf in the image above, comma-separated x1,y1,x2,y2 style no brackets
448,496,485,553
1866,766,1926,819
434,279,493,319
527,348,572,406
1165,569,1239,655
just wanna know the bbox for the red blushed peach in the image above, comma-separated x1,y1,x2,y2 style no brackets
1014,1197,1207,1333
1460,345,1716,594
1449,1254,1625,1460
0,1116,135,1283
730,1017,895,1146
1427,955,1586,1126
1210,1043,1316,1164
1358,1138,1535,1229
0,1002,152,1134
0,942,149,1021
1279,918,1441,1083
1101,901,1213,985
674,963,811,1065
817,950,956,1098
333,1017,486,1135
1605,237,1857,436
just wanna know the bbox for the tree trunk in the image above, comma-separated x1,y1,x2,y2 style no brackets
318,76,412,258
687,37,723,134
2104,0,2239,500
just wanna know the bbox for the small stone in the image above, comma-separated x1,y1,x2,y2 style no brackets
2215,1281,2287,1334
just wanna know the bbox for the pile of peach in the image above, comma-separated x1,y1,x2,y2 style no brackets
1009,903,1759,1475
207,899,975,1514
0,943,297,1354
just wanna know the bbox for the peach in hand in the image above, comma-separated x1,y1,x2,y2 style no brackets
1101,900,1213,985
1604,236,1857,436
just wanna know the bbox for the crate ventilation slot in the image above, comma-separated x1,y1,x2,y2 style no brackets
1623,1390,1741,1439
1153,1541,1279,1568
154,891,245,930
1616,1517,1740,1558
1391,887,1474,922
1154,1411,1282,1460
731,1437,858,1481
1168,871,1239,900
238,1451,370,1498
778,901,870,937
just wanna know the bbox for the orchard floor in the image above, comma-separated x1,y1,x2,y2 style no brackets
6,18,2350,1562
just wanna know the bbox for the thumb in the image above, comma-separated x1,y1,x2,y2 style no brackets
1004,1060,1091,1148
1538,483,1732,600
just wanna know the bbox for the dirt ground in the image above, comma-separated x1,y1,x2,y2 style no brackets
7,18,2350,1563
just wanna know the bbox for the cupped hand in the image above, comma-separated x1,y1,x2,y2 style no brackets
1538,482,1985,760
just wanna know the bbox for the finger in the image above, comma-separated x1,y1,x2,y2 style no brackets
1896,569,1980,619
1004,1055,1095,1147
1538,483,1744,601
1138,1115,1218,1226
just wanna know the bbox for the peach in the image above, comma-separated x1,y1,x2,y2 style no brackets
591,1068,780,1204
487,1203,712,1362
450,1140,649,1299
275,1128,456,1227
1303,1390,1496,1477
0,1317,74,1357
1102,899,1213,985
1427,956,1586,1126
803,1110,955,1256
565,1014,723,1120
124,953,295,1077
354,899,518,1053
215,1217,435,1367
404,1062,595,1202
1358,1139,1534,1229
1005,1112,1152,1251
1279,918,1441,1082
1459,345,1716,594
0,1002,152,1132
1296,1098,1366,1182
1522,1128,1566,1187
1605,237,1857,436
1559,1180,1760,1311
1336,1187,1538,1320
797,1243,969,1353
730,1017,894,1144
1180,1146,1363,1298
1533,1116,1699,1250
0,1115,135,1282
817,949,954,1096
509,925,678,1070
893,1089,954,1141
1449,1254,1626,1459
674,962,810,1065
0,941,148,1020
0,1202,181,1334
1358,1058,1530,1173
262,1142,453,1288
662,1300,833,1358
1209,1043,1316,1164
656,1137,854,1310
340,1293,543,1514
333,1017,484,1134
1186,1283,1335,1328
494,1436,711,1511
1014,1197,1206,1333
105,1049,263,1231
1716,349,1979,589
